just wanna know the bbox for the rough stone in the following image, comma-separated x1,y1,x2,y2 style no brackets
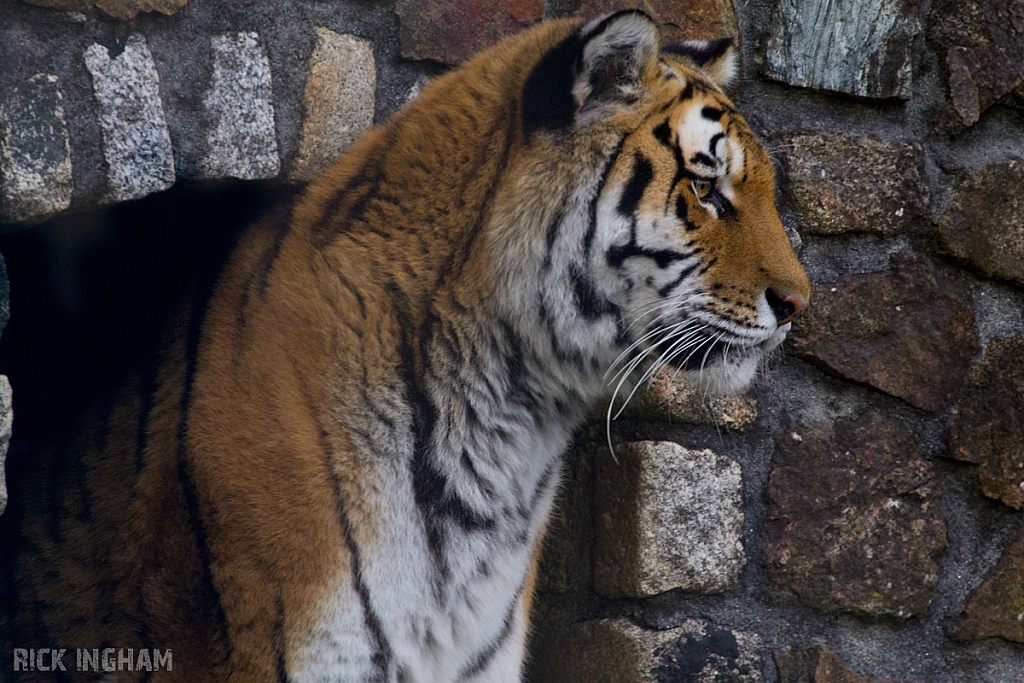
19,0,186,19
84,34,175,203
594,441,745,598
0,376,11,517
938,160,1024,288
533,618,761,683
762,0,921,101
955,526,1024,643
948,334,1024,510
787,250,979,412
537,446,593,595
396,0,544,65
200,32,280,181
767,411,947,619
929,0,1024,127
576,0,739,43
779,133,927,237
0,74,72,224
292,29,376,182
615,367,757,430
775,646,896,683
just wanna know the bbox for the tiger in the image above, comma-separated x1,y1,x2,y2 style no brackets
0,10,809,683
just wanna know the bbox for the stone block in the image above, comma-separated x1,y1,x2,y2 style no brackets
200,32,280,181
775,646,895,683
0,376,11,517
762,0,921,101
938,160,1024,288
18,0,187,20
614,367,757,430
0,74,72,224
537,446,593,595
84,34,175,203
955,526,1024,643
534,618,761,683
929,0,1024,127
788,250,979,412
396,0,544,65
948,334,1024,510
594,441,745,598
779,133,927,237
292,29,376,182
767,411,947,619
576,0,739,43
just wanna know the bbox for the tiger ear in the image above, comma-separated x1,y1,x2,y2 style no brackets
573,11,660,113
522,10,659,133
662,38,739,90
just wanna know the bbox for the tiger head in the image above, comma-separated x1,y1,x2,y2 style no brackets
491,10,811,398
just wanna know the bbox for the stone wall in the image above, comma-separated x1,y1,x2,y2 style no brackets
1,0,1023,681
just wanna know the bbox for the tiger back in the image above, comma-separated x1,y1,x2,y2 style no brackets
2,11,809,683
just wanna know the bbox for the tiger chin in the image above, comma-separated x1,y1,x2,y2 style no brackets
2,10,808,683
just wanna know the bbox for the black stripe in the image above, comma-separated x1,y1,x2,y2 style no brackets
657,262,700,297
654,119,690,202
690,151,717,167
607,243,694,270
662,38,733,68
313,405,393,681
174,223,246,667
569,263,619,320
498,320,541,411
702,106,724,122
708,132,726,154
443,114,518,286
542,196,569,271
274,591,292,683
522,31,582,134
455,596,519,680
616,152,654,217
582,137,627,258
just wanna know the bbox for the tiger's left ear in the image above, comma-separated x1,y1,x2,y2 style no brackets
662,38,739,90
522,11,659,133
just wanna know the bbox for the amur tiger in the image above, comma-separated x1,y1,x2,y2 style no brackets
1,10,809,683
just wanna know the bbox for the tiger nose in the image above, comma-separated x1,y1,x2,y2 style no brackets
765,288,808,326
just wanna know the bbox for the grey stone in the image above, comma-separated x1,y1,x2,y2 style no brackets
768,411,947,619
0,74,73,224
84,34,175,203
763,0,921,101
533,617,762,683
0,376,11,517
594,441,745,598
775,646,897,683
779,133,927,237
614,368,758,430
938,159,1024,288
200,32,280,181
292,29,376,182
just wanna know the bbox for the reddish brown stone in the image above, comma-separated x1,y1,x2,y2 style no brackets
788,251,979,412
779,133,927,237
930,0,1024,127
576,0,739,43
395,0,544,64
767,411,947,619
955,527,1024,643
938,160,1024,288
531,618,762,683
948,334,1024,510
19,0,186,19
775,646,895,683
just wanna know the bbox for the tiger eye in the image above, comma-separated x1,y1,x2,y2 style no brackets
691,178,713,200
